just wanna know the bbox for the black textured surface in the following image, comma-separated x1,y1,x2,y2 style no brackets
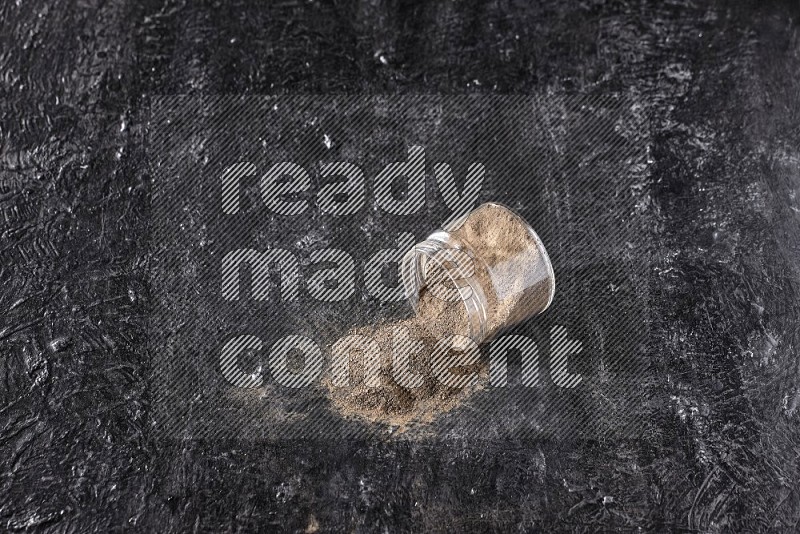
1,0,799,531
149,94,650,441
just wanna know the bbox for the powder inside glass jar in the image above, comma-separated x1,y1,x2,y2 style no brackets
444,202,554,341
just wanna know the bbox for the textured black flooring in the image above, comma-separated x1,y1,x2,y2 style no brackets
1,1,799,531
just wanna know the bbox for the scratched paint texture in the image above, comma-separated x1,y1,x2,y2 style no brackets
1,0,799,531
148,94,651,441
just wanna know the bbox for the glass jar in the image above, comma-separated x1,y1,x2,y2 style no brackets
401,202,555,345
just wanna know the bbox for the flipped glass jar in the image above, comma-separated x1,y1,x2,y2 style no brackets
401,202,555,345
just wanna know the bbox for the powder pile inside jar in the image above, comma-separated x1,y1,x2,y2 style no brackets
443,202,554,341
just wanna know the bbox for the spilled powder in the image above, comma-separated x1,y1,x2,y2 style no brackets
323,288,488,431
